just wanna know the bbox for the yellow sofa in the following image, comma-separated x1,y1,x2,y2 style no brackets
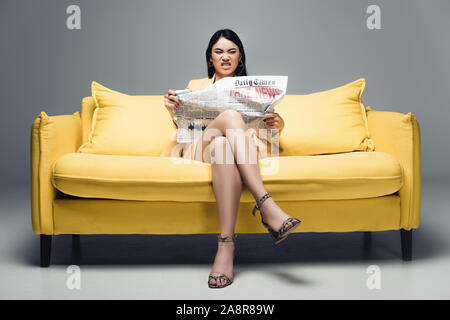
30,95,421,267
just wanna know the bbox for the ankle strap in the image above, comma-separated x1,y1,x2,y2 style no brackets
252,193,271,216
217,234,237,243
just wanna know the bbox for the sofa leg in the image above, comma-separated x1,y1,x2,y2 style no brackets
72,235,81,265
363,232,371,246
400,229,413,261
40,235,52,267
363,232,372,258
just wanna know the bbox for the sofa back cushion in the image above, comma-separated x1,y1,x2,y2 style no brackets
79,78,374,157
78,81,175,156
81,96,96,144
276,78,374,156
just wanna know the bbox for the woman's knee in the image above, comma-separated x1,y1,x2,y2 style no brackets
210,136,234,164
217,109,245,127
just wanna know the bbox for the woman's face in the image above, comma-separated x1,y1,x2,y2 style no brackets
210,36,242,78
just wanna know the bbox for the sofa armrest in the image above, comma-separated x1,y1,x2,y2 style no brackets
30,111,82,234
365,106,421,230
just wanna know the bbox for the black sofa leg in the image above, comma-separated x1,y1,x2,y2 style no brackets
364,232,372,246
400,229,413,261
72,235,81,265
363,231,372,258
40,235,52,267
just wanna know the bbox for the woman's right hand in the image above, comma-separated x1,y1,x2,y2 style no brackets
164,89,181,115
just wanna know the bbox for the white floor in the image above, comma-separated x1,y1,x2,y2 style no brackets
0,180,449,299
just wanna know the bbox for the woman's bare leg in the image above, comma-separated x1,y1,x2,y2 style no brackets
208,136,242,287
195,110,296,232
197,110,297,287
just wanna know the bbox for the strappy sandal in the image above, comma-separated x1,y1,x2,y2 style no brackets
208,234,237,289
252,193,301,245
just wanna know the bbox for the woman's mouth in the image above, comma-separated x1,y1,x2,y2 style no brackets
221,62,232,69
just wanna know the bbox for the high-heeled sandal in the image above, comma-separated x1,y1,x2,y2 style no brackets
252,193,301,245
208,234,237,289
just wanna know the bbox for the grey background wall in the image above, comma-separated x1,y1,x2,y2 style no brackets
0,0,449,187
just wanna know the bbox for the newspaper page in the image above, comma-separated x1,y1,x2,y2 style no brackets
174,75,288,143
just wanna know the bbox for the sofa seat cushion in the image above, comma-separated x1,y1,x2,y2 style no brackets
52,152,402,202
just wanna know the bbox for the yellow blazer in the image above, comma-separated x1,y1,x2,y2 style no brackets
186,73,217,92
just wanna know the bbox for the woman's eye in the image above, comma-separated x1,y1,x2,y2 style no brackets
215,50,236,54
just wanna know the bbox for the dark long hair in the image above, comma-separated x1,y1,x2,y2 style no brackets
206,29,248,78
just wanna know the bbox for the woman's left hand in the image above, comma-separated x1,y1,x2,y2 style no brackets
263,113,284,132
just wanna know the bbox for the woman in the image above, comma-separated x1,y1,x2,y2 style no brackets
163,29,301,288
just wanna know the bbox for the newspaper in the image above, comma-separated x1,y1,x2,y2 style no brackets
173,75,288,143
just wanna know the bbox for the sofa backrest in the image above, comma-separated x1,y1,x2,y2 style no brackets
80,94,373,156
